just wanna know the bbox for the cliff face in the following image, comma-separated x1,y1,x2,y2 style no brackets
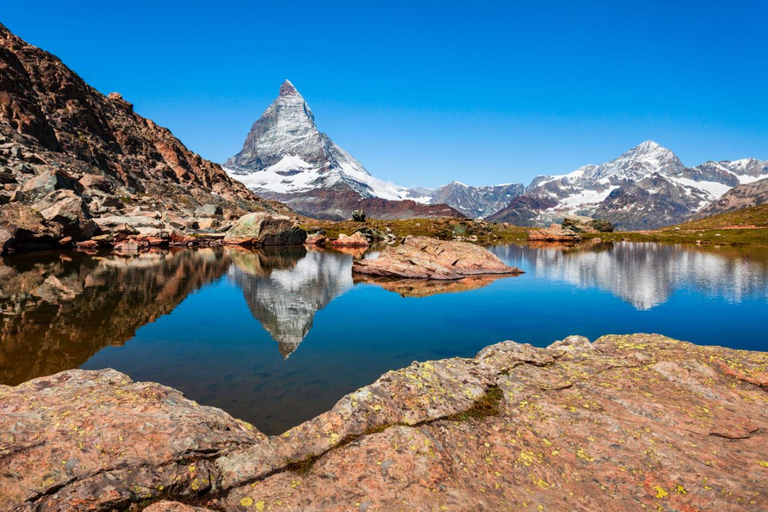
1,333,766,510
0,23,290,253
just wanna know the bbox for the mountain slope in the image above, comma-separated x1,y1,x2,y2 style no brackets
693,177,768,219
225,81,463,220
488,141,767,229
0,23,289,253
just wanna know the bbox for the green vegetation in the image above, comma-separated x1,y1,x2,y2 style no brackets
305,205,768,248
447,386,504,422
299,218,530,244
584,205,768,247
672,204,768,230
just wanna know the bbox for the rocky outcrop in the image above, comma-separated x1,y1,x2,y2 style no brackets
303,232,327,246
0,24,290,254
527,223,583,242
328,232,369,247
352,236,524,279
1,334,767,510
561,215,614,233
223,212,306,246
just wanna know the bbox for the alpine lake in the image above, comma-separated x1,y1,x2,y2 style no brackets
2,241,766,435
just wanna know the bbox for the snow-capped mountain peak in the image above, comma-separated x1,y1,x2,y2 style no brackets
224,80,420,206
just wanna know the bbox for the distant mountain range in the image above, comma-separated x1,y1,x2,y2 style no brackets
225,82,767,229
489,142,768,229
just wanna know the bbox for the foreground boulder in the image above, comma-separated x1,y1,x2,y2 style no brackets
353,235,523,279
1,334,768,510
223,212,306,246
527,223,583,242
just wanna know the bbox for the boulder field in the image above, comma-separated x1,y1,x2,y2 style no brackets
1,334,766,510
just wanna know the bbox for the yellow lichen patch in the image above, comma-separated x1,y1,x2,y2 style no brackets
758,461,768,468
575,448,594,462
239,496,254,507
653,486,668,499
255,501,266,511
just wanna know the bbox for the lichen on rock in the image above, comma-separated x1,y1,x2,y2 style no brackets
1,333,767,510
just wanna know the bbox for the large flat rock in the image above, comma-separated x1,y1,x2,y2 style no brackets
352,236,524,279
1,334,767,510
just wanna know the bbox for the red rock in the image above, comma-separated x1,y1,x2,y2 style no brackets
304,232,327,246
329,232,369,247
353,235,523,279
1,334,768,510
74,239,99,249
223,212,306,246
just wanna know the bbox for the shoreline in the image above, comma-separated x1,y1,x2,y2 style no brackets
2,333,766,510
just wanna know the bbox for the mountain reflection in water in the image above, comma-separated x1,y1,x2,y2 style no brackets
490,242,768,310
1,242,766,434
229,247,353,358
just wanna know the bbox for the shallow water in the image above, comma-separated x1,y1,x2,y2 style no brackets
1,242,766,434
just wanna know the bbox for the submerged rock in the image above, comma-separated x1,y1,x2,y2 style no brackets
223,212,307,246
353,235,523,279
1,334,768,510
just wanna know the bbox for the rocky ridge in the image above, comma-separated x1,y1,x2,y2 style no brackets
0,23,290,254
1,333,766,510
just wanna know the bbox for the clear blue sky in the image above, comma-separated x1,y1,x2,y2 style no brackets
4,1,767,187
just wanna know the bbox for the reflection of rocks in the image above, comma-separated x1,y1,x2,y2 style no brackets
229,248,353,358
354,274,511,298
0,249,231,384
491,242,768,309
328,245,368,259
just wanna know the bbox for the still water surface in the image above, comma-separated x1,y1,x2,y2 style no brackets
1,242,766,434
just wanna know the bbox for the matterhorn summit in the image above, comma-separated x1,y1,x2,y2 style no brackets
224,81,461,220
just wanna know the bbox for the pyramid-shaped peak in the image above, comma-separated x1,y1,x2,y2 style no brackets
279,79,300,98
637,140,661,149
628,140,670,154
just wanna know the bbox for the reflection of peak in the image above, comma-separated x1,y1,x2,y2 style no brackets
229,248,354,358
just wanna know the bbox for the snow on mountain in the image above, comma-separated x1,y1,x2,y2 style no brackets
488,142,768,229
425,181,524,218
224,81,465,220
224,85,765,227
